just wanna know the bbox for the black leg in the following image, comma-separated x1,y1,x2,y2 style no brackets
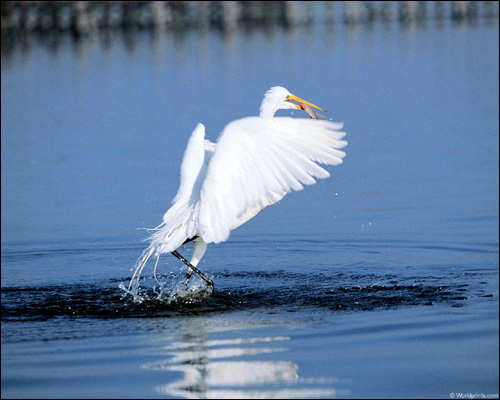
171,250,214,288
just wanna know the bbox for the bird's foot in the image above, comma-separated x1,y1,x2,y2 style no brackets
172,250,214,291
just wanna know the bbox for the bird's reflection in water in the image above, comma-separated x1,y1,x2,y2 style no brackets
142,335,345,399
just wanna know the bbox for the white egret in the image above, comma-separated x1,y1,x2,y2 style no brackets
128,86,347,291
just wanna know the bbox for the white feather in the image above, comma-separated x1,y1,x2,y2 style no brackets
130,86,347,289
198,117,346,243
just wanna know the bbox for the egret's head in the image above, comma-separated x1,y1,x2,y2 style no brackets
259,86,325,118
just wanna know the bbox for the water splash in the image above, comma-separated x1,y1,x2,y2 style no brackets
165,280,214,304
119,268,214,305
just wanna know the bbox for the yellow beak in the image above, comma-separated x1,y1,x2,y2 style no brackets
286,94,326,118
286,94,326,112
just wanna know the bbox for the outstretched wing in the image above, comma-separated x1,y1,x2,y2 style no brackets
149,123,209,254
197,117,347,244
170,122,207,206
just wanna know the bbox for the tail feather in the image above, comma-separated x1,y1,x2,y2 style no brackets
149,201,198,255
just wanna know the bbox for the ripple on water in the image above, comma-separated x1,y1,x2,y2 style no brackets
2,265,488,321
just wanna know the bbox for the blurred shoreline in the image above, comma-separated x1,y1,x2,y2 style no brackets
2,1,498,41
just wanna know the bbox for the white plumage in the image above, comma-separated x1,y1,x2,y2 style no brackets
129,86,347,290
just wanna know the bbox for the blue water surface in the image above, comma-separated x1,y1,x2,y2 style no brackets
2,15,499,399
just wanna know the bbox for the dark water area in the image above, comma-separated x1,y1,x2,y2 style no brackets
0,265,480,321
2,15,499,399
